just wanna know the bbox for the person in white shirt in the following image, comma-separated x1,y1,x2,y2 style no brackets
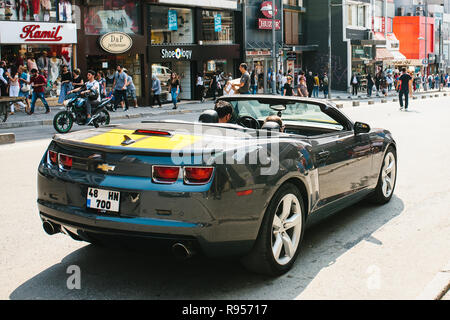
196,73,204,102
70,70,99,124
280,73,287,95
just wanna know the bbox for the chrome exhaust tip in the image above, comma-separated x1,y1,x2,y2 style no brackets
42,221,60,235
172,242,195,260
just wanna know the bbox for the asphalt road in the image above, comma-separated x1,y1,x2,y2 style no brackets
1,98,449,300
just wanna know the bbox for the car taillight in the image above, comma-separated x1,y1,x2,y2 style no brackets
59,154,73,170
152,166,180,183
184,167,214,184
48,150,58,165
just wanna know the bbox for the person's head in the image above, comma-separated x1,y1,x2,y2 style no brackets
308,71,312,75
42,51,48,57
51,52,57,57
0,60,5,68
170,72,177,80
30,68,38,76
86,70,96,81
239,63,248,74
152,74,157,81
264,115,284,132
287,76,292,83
73,68,81,76
116,65,123,72
401,67,406,74
62,65,68,72
214,100,233,123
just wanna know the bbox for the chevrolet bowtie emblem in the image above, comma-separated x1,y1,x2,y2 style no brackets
97,163,116,172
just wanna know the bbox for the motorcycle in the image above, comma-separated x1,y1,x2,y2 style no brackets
53,86,112,134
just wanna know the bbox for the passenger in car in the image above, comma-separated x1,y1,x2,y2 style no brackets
263,115,285,132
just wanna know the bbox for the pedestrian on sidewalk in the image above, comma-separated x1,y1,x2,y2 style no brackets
283,76,294,96
151,74,162,108
366,73,374,97
210,72,218,101
232,63,251,95
306,71,314,98
196,73,204,102
350,73,359,96
280,72,287,96
169,72,180,109
112,65,129,111
398,67,412,111
18,66,31,113
312,73,320,98
296,71,308,97
250,68,258,94
96,71,107,99
29,68,50,115
276,70,283,94
72,68,84,90
58,65,73,104
0,61,8,96
7,66,27,114
322,72,329,98
124,70,138,108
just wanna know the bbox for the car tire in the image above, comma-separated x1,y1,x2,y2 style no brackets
367,146,397,204
241,183,306,276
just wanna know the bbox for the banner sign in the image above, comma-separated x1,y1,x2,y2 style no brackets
214,14,222,32
258,19,281,30
168,10,178,31
0,22,77,44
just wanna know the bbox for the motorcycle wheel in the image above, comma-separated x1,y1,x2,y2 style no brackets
94,110,110,128
53,111,73,133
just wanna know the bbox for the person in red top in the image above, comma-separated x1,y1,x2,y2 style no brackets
29,69,50,115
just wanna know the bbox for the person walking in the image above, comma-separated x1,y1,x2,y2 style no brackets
366,73,374,97
297,71,308,97
168,72,180,109
112,65,129,111
0,61,8,96
306,71,314,97
250,68,257,94
18,66,31,113
280,72,287,96
58,65,73,105
96,71,107,99
124,70,138,108
350,73,359,96
283,76,294,96
29,68,50,115
196,73,204,102
276,70,283,94
210,72,218,101
151,74,162,108
322,72,329,98
7,66,27,114
233,63,251,94
398,67,412,111
312,73,320,98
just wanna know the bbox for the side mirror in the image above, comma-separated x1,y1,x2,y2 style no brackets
354,121,371,134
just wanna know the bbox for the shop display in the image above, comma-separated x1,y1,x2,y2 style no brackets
0,0,70,22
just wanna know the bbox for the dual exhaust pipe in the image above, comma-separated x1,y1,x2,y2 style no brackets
43,221,196,259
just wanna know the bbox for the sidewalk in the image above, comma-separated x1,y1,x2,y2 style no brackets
0,99,215,130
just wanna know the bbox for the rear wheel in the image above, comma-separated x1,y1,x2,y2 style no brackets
53,111,73,133
241,183,306,276
94,109,110,128
368,146,397,204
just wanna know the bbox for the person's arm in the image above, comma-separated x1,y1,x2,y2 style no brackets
0,69,7,84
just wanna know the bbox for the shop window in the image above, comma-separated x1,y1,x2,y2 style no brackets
0,0,70,22
352,45,373,60
200,10,234,44
84,0,141,35
150,6,193,45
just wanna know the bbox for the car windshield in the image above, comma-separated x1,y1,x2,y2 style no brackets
227,99,344,130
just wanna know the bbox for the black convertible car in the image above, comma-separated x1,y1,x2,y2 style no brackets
37,95,397,275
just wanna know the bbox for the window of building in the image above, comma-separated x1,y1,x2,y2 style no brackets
200,10,234,44
348,4,366,28
0,0,72,22
84,0,141,35
150,6,194,45
284,10,299,45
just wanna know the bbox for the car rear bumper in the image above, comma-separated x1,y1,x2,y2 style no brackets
37,167,262,257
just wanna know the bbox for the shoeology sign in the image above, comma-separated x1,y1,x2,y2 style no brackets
0,22,77,44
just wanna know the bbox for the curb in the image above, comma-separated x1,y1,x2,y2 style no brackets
416,261,450,300
0,133,15,144
0,106,210,130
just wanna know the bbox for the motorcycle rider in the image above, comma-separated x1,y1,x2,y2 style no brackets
68,70,100,125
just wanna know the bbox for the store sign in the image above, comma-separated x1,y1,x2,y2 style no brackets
168,10,178,31
99,32,133,54
161,48,193,60
260,1,278,19
214,14,222,32
258,19,281,30
0,22,77,44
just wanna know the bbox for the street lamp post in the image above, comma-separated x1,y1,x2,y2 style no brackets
328,0,332,99
272,0,277,94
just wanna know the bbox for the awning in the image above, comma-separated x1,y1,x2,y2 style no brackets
376,47,395,61
391,50,406,61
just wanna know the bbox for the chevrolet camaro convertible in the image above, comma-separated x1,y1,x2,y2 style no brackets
37,95,397,276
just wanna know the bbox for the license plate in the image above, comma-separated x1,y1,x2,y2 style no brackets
87,187,120,212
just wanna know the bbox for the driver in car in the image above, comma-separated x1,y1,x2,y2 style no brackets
214,100,233,123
